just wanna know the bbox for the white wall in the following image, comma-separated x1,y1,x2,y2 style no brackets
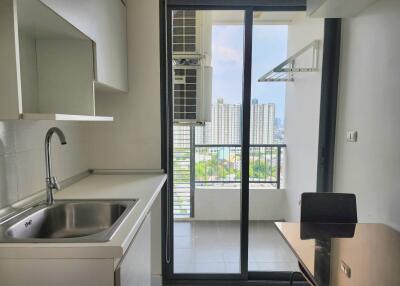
86,0,161,170
283,15,324,222
194,188,285,221
334,0,400,231
82,0,163,282
0,121,89,209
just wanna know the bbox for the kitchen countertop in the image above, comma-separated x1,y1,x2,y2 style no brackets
0,173,167,260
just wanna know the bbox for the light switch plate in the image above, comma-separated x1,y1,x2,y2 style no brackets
346,130,358,142
340,260,351,278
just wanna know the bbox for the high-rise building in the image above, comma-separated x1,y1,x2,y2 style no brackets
250,100,275,144
195,98,241,144
195,98,275,144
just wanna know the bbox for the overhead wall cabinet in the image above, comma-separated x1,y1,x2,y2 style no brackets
40,0,128,93
0,0,128,121
307,0,378,17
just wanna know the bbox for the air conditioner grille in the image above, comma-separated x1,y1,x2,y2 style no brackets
174,68,198,121
172,10,197,53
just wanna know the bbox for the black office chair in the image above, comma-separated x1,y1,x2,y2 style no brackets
290,193,358,286
300,192,357,223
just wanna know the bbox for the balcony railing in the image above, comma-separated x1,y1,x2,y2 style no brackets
173,141,286,218
194,144,285,188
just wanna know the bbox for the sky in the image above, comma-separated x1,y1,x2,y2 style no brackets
211,24,288,121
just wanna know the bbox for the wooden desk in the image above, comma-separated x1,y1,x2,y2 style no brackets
275,222,400,286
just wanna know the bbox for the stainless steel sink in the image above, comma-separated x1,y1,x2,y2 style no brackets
0,200,137,243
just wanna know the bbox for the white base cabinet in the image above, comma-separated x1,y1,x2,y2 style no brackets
0,259,115,286
0,214,152,286
115,214,151,286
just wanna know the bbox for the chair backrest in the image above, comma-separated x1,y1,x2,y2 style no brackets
300,193,357,223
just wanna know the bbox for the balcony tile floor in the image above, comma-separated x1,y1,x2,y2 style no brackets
174,221,298,273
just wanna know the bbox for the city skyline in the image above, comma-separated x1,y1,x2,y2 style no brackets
212,24,288,122
195,98,276,145
171,11,287,142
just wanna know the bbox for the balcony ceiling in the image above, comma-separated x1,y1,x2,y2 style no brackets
211,11,306,25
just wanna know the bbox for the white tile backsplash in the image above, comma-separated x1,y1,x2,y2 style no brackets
15,148,46,199
0,154,18,208
52,143,89,182
0,121,16,155
0,120,90,206
14,120,55,152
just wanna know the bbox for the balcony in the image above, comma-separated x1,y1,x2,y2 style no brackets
173,144,286,218
173,133,296,274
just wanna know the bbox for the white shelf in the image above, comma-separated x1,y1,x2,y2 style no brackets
21,113,114,122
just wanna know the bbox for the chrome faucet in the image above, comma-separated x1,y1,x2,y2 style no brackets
45,127,67,205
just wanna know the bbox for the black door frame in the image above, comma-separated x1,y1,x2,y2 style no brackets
316,19,342,194
159,0,341,283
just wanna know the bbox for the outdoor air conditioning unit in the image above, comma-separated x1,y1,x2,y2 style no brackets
172,10,212,62
172,10,212,124
173,64,212,124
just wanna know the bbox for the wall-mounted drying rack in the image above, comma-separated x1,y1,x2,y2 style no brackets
258,40,320,82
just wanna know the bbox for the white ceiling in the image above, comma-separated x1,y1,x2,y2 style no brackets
210,11,306,25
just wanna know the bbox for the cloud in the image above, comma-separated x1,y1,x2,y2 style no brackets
211,26,243,67
213,44,242,65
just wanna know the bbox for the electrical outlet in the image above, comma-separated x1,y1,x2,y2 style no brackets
346,130,358,142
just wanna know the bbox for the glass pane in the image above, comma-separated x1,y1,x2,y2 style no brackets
248,11,324,272
172,10,245,274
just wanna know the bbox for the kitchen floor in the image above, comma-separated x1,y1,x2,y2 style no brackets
173,221,298,273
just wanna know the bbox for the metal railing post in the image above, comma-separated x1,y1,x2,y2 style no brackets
277,146,282,189
189,126,195,218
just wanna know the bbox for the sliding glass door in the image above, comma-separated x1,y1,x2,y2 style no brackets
248,10,325,275
164,1,326,282
170,9,245,275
